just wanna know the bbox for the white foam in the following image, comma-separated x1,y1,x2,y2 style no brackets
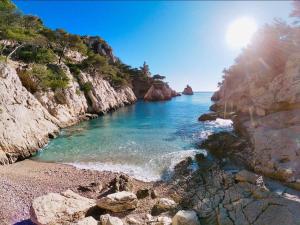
206,118,233,128
66,149,206,182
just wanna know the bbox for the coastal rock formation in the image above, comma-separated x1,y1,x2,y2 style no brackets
0,63,59,164
0,61,136,164
182,85,193,95
207,53,300,189
30,190,96,225
144,81,177,101
96,191,138,212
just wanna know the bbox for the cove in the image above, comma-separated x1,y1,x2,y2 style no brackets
33,92,233,181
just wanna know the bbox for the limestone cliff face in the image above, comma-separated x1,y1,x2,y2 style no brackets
210,54,300,189
0,63,59,164
0,61,136,164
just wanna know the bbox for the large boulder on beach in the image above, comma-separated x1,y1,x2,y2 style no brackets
172,210,200,225
97,191,138,212
152,198,177,215
182,85,193,95
30,190,96,225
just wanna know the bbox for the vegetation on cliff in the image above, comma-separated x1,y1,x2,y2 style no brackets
0,0,153,92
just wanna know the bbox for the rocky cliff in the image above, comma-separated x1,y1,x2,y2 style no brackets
144,81,179,101
0,61,136,165
207,53,300,189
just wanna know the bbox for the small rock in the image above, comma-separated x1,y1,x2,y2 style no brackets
198,112,218,121
151,189,158,199
156,216,172,225
235,170,262,184
72,216,99,225
100,214,123,225
97,191,138,212
126,216,141,225
110,174,133,192
172,210,200,225
136,189,150,199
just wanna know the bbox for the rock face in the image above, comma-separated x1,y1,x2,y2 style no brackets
209,53,300,189
30,190,96,225
0,63,59,164
0,61,136,164
97,191,138,212
144,81,178,101
182,85,193,95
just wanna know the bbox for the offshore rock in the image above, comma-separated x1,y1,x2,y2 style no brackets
182,85,193,95
144,81,174,101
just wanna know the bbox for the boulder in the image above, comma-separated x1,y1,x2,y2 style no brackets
198,112,218,121
136,188,150,199
172,210,200,225
100,214,123,225
152,198,177,215
182,85,193,95
30,190,96,225
71,217,99,225
96,191,138,212
109,174,133,192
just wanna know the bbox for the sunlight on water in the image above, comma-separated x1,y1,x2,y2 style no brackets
33,92,233,181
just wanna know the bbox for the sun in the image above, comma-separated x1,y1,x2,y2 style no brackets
226,17,258,50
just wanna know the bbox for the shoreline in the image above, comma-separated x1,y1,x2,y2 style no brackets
0,160,166,224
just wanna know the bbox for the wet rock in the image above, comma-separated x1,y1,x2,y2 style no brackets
100,214,123,225
136,188,150,199
198,112,218,121
182,85,193,95
110,174,133,192
71,217,99,225
172,210,200,225
30,190,96,225
97,191,138,212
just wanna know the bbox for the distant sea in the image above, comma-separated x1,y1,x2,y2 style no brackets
33,92,233,181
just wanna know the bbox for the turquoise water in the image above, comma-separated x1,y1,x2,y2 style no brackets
33,92,232,181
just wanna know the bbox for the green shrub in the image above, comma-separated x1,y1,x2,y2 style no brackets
80,81,93,93
17,69,39,93
18,46,56,64
67,63,81,77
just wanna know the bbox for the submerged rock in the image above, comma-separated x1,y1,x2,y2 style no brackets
96,191,138,212
30,190,96,225
182,85,193,95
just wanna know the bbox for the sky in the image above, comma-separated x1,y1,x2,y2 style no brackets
13,1,293,91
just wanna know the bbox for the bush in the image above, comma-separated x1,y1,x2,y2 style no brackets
17,46,56,64
80,81,93,93
17,69,39,93
67,63,81,77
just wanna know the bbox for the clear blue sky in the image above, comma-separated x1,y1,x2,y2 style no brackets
13,1,293,91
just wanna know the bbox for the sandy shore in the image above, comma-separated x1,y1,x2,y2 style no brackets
0,160,170,225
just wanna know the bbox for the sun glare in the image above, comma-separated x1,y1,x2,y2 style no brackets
226,17,258,50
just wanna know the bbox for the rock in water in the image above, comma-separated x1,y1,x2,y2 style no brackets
172,210,200,225
97,191,138,212
182,85,193,95
30,190,96,225
100,214,123,225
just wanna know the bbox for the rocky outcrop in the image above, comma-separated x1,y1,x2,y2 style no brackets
182,85,193,95
0,63,59,164
208,53,300,189
144,81,178,101
172,210,200,225
30,190,96,225
79,72,136,114
0,61,137,164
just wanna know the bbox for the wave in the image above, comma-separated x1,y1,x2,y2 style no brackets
206,118,233,128
66,149,206,182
